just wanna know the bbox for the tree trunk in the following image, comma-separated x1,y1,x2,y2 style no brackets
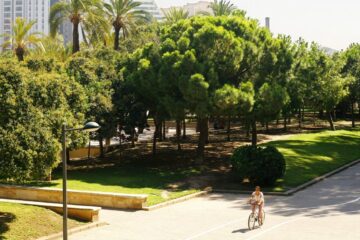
105,138,111,153
333,110,337,122
72,21,80,53
176,119,182,151
284,116,287,131
302,107,305,121
251,119,257,146
298,108,302,129
205,118,209,144
276,118,279,127
158,121,163,142
15,47,24,61
162,121,166,140
351,102,355,128
197,118,207,162
114,26,121,51
99,137,104,158
265,122,269,133
227,115,231,141
246,120,250,138
328,111,336,131
182,119,187,139
152,118,161,156
131,128,135,148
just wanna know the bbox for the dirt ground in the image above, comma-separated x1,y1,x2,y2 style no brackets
67,117,356,192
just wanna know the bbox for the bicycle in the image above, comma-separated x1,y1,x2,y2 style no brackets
248,207,265,230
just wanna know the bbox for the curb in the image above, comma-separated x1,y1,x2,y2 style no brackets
37,221,108,240
213,159,360,197
212,189,290,196
143,190,211,211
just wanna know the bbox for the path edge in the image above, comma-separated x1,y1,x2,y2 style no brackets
143,190,211,211
37,221,108,240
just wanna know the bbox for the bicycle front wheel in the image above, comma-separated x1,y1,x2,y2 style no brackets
248,213,256,230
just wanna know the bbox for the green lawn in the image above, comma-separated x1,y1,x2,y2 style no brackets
13,129,360,203
0,203,83,240
266,129,360,190
47,167,200,206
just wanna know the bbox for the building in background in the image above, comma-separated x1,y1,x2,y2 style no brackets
50,0,72,44
0,0,50,49
0,0,164,48
162,1,212,17
136,0,163,20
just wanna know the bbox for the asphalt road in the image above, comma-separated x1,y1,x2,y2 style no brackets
70,163,360,240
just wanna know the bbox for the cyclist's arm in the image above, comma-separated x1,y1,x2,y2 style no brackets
258,193,264,205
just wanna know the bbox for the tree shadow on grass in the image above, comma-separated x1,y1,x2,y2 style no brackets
51,164,200,195
265,133,360,187
0,212,16,240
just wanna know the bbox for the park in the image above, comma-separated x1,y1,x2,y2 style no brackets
0,0,359,239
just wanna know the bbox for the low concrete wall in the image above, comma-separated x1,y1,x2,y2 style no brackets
0,199,100,222
48,205,100,222
0,185,147,210
70,147,100,159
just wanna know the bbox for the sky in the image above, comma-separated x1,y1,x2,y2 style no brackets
155,0,360,50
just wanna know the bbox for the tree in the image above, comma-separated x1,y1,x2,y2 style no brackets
341,44,360,127
214,83,254,141
118,43,166,155
210,0,237,16
287,39,309,130
30,35,71,61
66,49,118,156
256,83,290,132
1,18,42,61
0,58,88,181
306,44,348,130
50,0,104,53
160,16,264,158
103,0,149,51
163,8,190,24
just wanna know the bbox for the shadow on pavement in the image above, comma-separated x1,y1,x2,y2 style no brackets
208,163,360,218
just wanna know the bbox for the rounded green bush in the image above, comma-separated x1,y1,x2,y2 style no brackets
230,145,286,186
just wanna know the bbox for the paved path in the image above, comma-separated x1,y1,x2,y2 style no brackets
71,163,360,240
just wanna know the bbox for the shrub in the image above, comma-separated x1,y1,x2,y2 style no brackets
231,145,286,186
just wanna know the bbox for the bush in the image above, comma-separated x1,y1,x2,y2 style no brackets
0,123,60,182
231,145,286,186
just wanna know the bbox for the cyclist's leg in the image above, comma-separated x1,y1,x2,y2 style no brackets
258,203,263,223
251,203,256,214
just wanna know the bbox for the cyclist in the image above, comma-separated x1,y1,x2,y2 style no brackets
249,186,265,224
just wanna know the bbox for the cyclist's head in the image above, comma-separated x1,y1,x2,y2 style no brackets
255,186,261,192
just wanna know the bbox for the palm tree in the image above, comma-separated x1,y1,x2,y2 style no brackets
49,0,104,54
32,35,70,61
103,0,150,51
163,8,190,24
1,18,42,61
210,0,237,16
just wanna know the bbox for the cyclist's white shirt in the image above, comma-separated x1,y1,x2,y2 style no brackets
251,192,264,204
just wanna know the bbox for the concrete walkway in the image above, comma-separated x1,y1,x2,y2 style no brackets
71,163,360,240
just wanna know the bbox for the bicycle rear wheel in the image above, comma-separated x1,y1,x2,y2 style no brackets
248,213,256,230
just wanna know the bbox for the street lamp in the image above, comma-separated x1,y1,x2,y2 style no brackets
62,122,100,240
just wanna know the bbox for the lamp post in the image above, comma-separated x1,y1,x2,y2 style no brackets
62,122,100,240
